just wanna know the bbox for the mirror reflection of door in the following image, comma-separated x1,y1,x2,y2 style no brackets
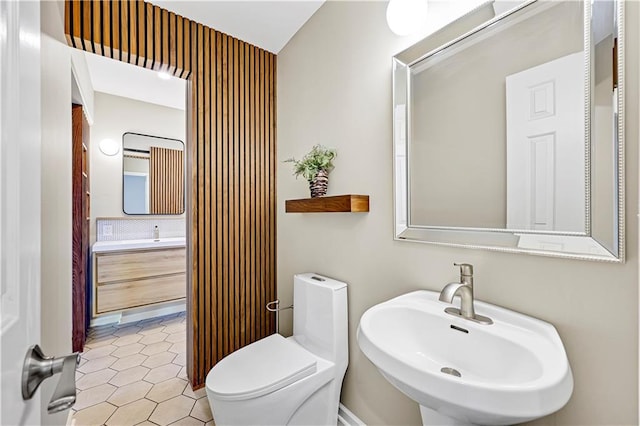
505,52,585,232
122,132,184,215
123,173,149,214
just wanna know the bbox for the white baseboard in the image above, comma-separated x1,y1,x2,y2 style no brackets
89,302,186,327
338,403,366,426
90,313,121,327
119,303,185,324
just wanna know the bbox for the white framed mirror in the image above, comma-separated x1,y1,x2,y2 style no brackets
393,0,624,262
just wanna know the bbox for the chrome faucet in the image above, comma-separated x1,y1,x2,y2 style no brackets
439,263,493,325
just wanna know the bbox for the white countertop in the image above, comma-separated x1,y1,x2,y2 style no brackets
92,237,186,253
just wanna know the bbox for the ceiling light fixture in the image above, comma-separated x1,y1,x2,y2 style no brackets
99,138,120,156
386,0,429,37
157,71,171,80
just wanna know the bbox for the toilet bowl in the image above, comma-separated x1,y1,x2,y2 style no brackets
206,273,348,425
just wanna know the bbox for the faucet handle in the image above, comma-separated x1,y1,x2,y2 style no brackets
454,263,473,276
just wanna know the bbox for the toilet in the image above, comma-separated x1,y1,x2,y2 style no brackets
205,273,348,425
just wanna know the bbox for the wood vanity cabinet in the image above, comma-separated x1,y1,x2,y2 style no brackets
94,248,186,315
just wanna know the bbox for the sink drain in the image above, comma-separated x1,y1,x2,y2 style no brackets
440,367,461,377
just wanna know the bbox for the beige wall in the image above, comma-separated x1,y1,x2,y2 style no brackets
410,2,583,228
40,2,73,424
90,92,185,243
277,2,639,425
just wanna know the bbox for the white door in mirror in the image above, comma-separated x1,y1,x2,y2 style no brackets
506,52,585,232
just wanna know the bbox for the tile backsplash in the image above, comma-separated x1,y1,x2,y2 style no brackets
96,218,186,241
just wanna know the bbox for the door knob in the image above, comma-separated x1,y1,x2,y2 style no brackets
21,344,81,413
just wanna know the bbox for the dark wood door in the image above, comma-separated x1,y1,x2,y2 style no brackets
72,104,90,352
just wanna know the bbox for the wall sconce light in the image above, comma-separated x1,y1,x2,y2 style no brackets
386,0,429,36
99,138,120,156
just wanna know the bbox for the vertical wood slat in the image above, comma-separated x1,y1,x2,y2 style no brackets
176,17,183,77
215,31,224,363
153,6,161,69
111,0,120,60
188,18,198,386
65,0,73,46
230,36,237,355
195,21,205,386
168,12,177,75
258,48,265,338
233,37,240,351
120,0,129,63
203,24,212,385
137,0,145,67
239,41,246,347
221,33,230,358
145,2,154,70
149,147,184,214
92,1,102,56
182,17,191,79
127,0,136,65
64,0,277,389
249,44,256,344
82,0,93,53
162,9,169,71
102,0,111,58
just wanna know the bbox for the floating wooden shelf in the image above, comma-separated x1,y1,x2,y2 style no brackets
285,194,369,213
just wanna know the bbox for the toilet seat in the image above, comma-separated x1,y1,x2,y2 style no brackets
206,334,317,401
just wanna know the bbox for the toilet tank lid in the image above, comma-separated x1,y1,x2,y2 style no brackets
295,273,347,290
206,334,317,401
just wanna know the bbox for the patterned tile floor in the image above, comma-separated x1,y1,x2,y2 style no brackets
71,312,215,426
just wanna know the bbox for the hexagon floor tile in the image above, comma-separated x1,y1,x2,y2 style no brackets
146,377,188,403
143,351,177,369
148,395,196,426
111,342,145,358
78,355,117,374
74,312,216,425
72,402,117,426
144,363,181,384
107,380,153,407
190,397,213,422
76,368,117,391
111,353,148,371
106,398,156,426
168,416,206,426
109,365,150,387
112,333,143,347
74,383,117,411
140,331,169,345
141,341,173,356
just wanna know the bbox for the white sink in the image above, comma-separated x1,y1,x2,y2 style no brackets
92,237,186,253
357,291,573,425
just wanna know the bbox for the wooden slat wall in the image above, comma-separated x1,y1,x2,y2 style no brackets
65,0,276,389
150,147,184,214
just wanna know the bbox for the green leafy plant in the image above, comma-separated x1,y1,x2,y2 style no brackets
284,145,337,182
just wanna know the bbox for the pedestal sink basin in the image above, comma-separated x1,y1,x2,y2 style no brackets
357,291,573,425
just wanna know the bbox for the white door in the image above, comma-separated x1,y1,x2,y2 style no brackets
506,52,585,232
0,1,43,425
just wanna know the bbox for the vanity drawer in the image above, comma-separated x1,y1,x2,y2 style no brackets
96,248,186,283
96,273,186,313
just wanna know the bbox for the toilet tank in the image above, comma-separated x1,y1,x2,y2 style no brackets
293,273,348,369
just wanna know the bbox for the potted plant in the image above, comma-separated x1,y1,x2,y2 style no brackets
285,145,337,198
